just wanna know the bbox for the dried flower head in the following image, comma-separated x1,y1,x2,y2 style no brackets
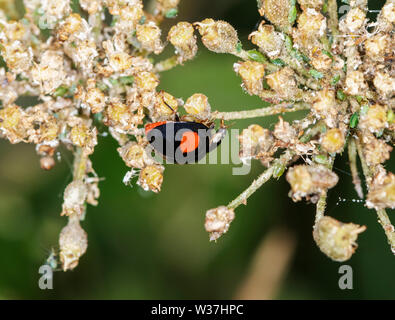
183,93,211,118
194,19,239,54
286,165,339,202
313,216,366,262
59,217,88,271
205,206,235,241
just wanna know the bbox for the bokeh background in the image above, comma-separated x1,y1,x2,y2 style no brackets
0,0,394,299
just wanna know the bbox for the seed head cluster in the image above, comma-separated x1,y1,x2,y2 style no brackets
0,0,394,270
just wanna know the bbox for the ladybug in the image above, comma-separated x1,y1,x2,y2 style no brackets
145,104,226,164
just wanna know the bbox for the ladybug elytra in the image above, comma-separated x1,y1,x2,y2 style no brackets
145,104,225,164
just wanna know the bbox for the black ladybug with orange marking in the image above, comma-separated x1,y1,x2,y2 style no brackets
145,104,226,164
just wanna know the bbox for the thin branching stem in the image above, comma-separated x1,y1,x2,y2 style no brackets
327,0,339,41
227,151,295,210
348,137,363,198
73,147,88,181
314,156,335,229
154,55,179,72
356,137,395,252
212,102,310,120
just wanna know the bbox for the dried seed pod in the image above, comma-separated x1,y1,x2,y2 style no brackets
321,128,345,154
153,91,178,120
118,141,152,169
155,0,180,16
367,171,395,210
138,165,164,193
57,13,83,41
136,21,164,55
239,124,274,161
359,104,388,133
382,1,395,24
205,206,235,241
70,124,98,155
168,22,198,62
134,71,159,92
344,71,367,96
0,40,33,73
257,0,292,32
343,7,366,32
40,156,56,170
266,67,299,100
234,61,265,96
286,164,339,201
59,218,88,271
183,93,211,118
373,71,395,98
362,133,392,166
313,216,366,262
312,89,338,128
297,0,323,10
364,34,390,62
273,116,297,144
248,22,283,59
0,104,28,143
108,52,133,72
293,9,326,50
310,49,332,71
84,87,106,114
62,180,88,217
79,0,102,14
194,19,239,54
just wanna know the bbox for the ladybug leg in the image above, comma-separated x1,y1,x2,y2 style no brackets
164,101,180,121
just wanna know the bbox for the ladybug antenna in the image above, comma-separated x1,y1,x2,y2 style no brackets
164,101,180,121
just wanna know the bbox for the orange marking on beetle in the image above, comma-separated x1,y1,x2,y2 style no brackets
180,131,199,153
145,121,167,134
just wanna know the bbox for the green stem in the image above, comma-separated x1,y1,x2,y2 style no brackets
314,156,335,228
348,137,363,198
154,55,179,72
227,151,295,209
73,147,88,181
356,136,395,253
212,102,310,120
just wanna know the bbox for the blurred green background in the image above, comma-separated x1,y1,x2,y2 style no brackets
0,0,394,299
